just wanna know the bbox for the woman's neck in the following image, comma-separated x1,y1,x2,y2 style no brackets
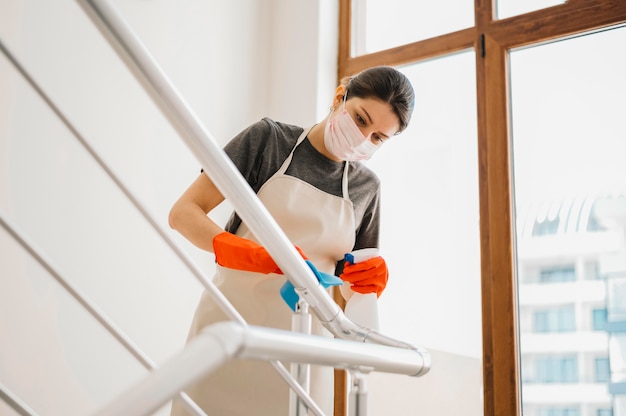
307,119,341,162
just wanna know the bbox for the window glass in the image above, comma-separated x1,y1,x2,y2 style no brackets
540,267,576,283
511,26,626,416
351,0,474,56
533,306,575,333
596,357,611,383
496,0,565,20
538,409,580,416
593,308,608,331
364,51,482,414
535,356,578,383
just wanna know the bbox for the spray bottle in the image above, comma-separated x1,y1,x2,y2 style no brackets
343,248,380,331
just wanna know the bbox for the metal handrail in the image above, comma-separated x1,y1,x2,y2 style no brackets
92,322,429,416
0,382,38,416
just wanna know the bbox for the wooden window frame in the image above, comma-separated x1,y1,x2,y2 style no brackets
335,1,626,415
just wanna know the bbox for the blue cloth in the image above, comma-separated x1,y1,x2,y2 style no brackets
280,260,343,312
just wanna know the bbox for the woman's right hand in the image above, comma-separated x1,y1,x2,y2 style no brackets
213,232,282,274
213,232,308,274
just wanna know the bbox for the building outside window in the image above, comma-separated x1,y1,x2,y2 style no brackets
534,306,576,333
538,409,580,416
540,267,577,283
596,357,611,383
594,309,609,331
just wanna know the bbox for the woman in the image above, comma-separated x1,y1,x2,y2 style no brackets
169,66,414,415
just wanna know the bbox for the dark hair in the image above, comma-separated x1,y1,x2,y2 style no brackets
341,66,415,134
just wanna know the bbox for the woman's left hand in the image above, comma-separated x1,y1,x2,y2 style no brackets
340,256,388,297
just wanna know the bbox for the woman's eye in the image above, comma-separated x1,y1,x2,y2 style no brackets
356,114,366,125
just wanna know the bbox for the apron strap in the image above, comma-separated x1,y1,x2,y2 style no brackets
275,127,311,175
277,125,351,201
341,162,350,200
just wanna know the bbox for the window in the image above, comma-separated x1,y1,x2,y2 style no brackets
497,0,566,20
340,1,626,415
540,267,576,283
597,409,613,416
593,308,608,331
538,409,580,416
511,25,625,416
350,0,473,55
536,356,578,383
534,306,576,333
364,53,483,414
595,357,610,383
532,217,560,236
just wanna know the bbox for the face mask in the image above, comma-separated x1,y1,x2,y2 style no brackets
324,95,380,161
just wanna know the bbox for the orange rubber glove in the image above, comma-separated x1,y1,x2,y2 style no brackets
340,256,388,297
212,232,306,274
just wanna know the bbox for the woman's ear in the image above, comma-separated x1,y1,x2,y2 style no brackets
331,85,347,109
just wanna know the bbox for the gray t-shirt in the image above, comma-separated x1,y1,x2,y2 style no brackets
222,117,381,255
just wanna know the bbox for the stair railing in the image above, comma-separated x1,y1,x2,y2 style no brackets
91,321,428,416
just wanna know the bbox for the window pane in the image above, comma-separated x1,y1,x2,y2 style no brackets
596,357,611,383
365,51,482,414
536,356,578,383
534,306,575,333
511,26,626,416
538,409,580,416
593,308,608,331
540,266,576,283
496,0,566,20
351,0,474,56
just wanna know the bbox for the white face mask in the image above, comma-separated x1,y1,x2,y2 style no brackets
323,95,380,161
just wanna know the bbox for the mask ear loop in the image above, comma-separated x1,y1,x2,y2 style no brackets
329,90,348,113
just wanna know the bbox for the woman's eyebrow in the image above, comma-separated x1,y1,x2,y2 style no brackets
361,107,391,139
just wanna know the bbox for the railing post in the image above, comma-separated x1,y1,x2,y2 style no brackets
290,300,313,415
348,371,368,416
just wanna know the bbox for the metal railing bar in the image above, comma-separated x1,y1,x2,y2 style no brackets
270,360,325,416
0,212,157,370
0,382,38,416
0,211,206,416
0,36,245,328
92,322,429,416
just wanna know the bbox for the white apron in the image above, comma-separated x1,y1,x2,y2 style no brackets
171,128,355,416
